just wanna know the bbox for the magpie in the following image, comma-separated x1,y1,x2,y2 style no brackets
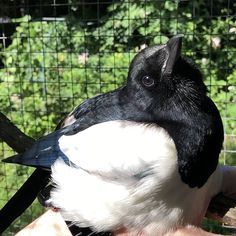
2,35,224,235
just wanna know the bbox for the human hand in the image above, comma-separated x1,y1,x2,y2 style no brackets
112,165,236,236
15,209,72,236
113,226,221,236
15,211,219,236
14,211,221,236
219,165,236,199
207,165,236,224
16,165,236,236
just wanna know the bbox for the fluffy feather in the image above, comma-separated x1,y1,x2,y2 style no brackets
50,121,222,235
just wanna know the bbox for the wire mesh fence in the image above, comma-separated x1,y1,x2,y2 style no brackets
0,0,235,235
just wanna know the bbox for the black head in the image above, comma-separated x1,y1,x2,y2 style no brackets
126,35,223,188
127,35,207,113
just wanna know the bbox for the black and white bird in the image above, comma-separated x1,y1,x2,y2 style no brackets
3,35,224,235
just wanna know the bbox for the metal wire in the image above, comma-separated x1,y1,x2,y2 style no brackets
0,0,235,235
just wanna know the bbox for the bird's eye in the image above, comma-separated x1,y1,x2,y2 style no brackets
141,75,155,87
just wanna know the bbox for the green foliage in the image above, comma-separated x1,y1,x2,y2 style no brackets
202,218,235,234
0,0,236,234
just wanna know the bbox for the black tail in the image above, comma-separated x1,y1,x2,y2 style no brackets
2,154,24,164
0,168,50,233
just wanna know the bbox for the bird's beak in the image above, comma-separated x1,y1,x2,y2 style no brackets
162,34,183,77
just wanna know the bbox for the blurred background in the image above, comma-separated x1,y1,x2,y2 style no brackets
0,0,235,235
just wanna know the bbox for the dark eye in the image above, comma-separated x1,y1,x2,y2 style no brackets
141,75,155,87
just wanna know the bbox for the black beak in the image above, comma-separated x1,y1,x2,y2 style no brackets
162,34,183,77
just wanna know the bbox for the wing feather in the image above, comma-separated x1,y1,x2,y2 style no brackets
57,120,177,179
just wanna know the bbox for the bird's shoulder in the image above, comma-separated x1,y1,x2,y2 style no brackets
57,120,178,180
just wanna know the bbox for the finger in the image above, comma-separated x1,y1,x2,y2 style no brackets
221,165,236,199
15,209,72,236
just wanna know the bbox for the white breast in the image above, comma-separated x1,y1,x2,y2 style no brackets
50,120,222,235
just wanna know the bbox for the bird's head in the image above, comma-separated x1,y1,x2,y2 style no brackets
126,35,223,189
127,35,207,114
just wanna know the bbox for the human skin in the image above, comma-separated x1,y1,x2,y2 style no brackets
113,226,221,236
16,165,236,236
15,209,221,236
15,209,72,236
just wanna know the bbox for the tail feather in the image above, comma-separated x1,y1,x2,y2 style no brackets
2,129,68,169
2,154,24,165
0,130,65,232
0,114,75,233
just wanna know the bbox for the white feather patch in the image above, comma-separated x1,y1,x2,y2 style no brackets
50,121,222,235
58,121,177,179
